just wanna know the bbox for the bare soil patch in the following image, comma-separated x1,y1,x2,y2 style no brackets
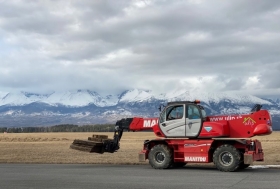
0,132,279,165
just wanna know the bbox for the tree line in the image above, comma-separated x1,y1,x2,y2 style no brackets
0,124,115,133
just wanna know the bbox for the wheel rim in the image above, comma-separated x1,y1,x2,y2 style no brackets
155,152,165,164
219,151,233,166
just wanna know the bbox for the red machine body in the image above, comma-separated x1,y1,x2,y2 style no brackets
128,109,272,138
116,101,273,172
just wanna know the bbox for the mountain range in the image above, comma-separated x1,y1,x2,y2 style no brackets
0,89,279,129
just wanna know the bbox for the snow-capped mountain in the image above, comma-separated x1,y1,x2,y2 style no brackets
0,90,119,107
0,89,279,128
119,89,154,102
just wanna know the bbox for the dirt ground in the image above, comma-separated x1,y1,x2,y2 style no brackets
0,132,279,165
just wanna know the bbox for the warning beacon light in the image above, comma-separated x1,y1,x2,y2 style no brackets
193,100,200,104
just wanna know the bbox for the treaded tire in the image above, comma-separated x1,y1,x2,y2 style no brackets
213,144,241,172
148,144,173,169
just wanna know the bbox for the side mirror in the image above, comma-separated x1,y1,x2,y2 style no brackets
158,104,166,112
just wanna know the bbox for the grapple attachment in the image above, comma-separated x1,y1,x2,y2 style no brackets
70,119,131,154
70,134,115,154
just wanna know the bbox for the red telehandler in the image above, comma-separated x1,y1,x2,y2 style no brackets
70,100,273,172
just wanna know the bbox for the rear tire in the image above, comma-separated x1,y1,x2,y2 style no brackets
213,144,241,172
148,144,173,169
239,162,250,170
238,150,250,170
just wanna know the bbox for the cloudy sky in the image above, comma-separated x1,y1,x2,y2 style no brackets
1,0,280,97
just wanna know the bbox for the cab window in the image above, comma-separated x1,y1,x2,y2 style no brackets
159,105,184,123
187,105,201,119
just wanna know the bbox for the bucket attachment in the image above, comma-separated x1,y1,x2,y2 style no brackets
70,134,114,154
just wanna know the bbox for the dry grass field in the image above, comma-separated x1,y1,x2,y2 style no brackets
0,131,280,165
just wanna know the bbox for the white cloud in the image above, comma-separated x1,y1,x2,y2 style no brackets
0,0,280,97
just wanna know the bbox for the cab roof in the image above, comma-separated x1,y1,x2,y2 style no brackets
167,100,200,106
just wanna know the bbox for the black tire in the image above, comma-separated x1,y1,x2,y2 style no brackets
213,144,241,172
238,151,250,170
148,144,173,169
238,162,250,170
172,162,187,168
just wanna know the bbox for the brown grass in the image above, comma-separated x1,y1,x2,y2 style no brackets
0,132,280,165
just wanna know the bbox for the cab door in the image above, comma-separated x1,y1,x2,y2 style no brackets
159,104,186,137
185,104,203,137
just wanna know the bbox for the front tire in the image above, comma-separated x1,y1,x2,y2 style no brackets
172,162,187,168
213,144,241,172
148,144,173,169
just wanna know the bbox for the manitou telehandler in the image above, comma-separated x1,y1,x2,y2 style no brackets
70,100,273,172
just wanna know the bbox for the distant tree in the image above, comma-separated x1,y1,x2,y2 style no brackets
0,123,115,133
